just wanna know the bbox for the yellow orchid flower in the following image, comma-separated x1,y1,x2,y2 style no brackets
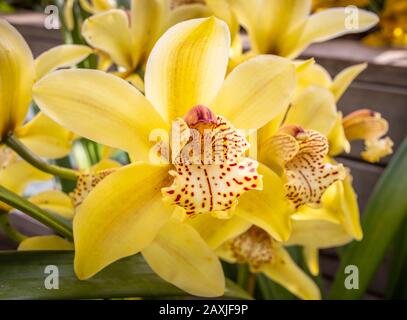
187,59,365,284
257,63,374,275
0,19,93,158
219,226,321,300
189,214,321,300
32,17,299,296
81,0,213,76
294,62,393,162
227,0,378,59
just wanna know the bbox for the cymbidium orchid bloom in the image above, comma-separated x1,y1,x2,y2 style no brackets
218,226,321,300
16,161,121,252
188,214,321,300
82,0,212,77
341,109,393,163
294,62,393,162
32,17,298,296
227,0,378,59
257,62,380,275
188,61,367,279
0,18,92,158
83,0,241,85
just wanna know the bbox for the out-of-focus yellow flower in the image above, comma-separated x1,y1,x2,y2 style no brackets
32,17,298,297
364,0,407,47
0,147,51,212
217,226,321,300
0,19,92,158
189,212,321,299
312,0,369,11
295,62,393,162
63,0,117,31
227,0,378,58
342,109,393,162
81,0,213,75
16,159,122,252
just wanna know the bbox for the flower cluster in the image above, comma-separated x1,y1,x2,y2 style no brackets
0,0,393,300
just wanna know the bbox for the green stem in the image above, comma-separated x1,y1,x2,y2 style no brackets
0,211,27,243
4,134,78,181
0,186,73,240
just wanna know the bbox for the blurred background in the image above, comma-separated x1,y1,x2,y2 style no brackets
0,0,406,299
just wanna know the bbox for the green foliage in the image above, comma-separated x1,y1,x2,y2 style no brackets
329,138,407,299
0,251,251,300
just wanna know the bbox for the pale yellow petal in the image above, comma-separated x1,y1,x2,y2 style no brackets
205,0,240,41
33,69,168,162
74,162,172,279
285,86,337,136
290,8,378,57
142,218,225,297
90,158,121,172
328,112,351,156
362,137,393,163
0,160,51,195
260,245,321,300
15,112,74,159
18,235,74,251
28,190,74,219
228,0,311,54
303,246,319,276
82,10,133,69
341,176,363,240
285,218,353,248
188,213,251,249
211,55,296,130
129,0,168,66
292,182,343,224
167,4,212,30
296,63,332,90
235,164,293,242
0,18,34,136
215,243,237,263
34,45,93,80
330,63,367,101
145,17,230,122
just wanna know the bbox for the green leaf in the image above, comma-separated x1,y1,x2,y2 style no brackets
329,138,407,299
0,251,251,300
385,216,407,299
